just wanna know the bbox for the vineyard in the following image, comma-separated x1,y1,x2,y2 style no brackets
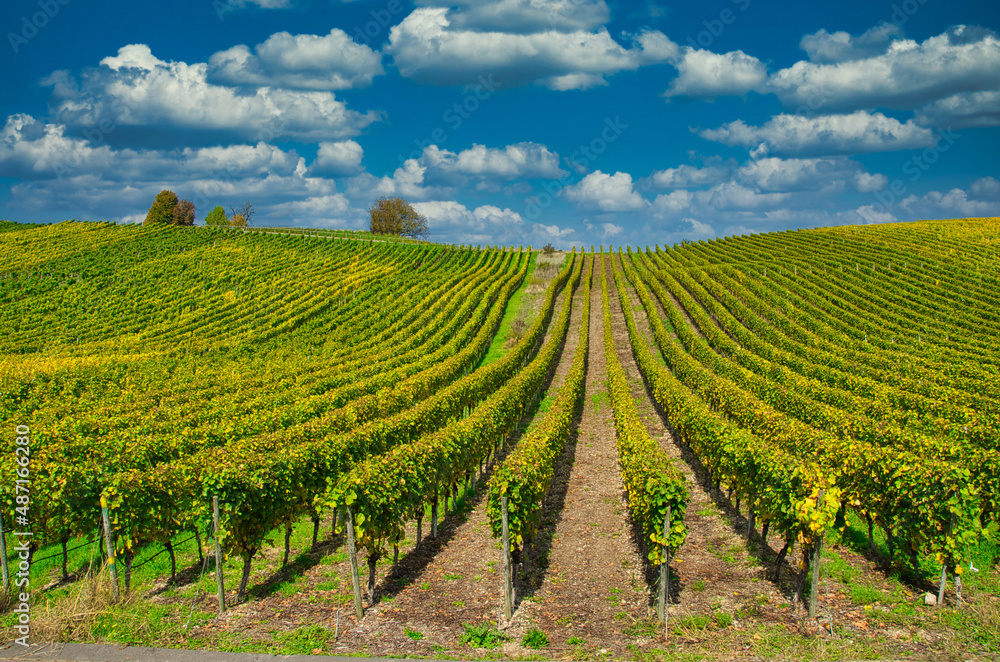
1,218,998,660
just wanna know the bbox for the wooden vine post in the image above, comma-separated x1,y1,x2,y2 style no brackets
344,508,364,619
213,496,225,615
938,497,957,607
808,489,825,619
0,510,9,591
658,505,672,636
431,489,439,539
808,535,823,618
501,496,514,624
938,564,948,606
100,497,120,603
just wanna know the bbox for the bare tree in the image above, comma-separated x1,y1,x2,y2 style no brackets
229,201,256,226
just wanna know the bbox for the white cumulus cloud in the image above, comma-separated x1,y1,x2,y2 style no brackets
416,0,611,33
386,7,677,89
561,171,648,211
737,157,885,192
915,89,1000,129
310,140,364,177
970,176,1000,199
799,24,903,63
412,199,577,245
702,181,790,211
0,114,304,181
0,114,114,179
419,142,567,182
664,48,767,98
699,111,936,156
348,159,434,200
648,163,729,189
899,187,1000,218
44,44,380,145
769,26,1000,111
651,190,694,216
268,194,355,226
208,29,384,90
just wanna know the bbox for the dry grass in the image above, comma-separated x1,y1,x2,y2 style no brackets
0,588,15,613
505,317,528,346
535,251,566,266
28,564,136,642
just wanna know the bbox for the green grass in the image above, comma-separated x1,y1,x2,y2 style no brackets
460,623,507,649
276,575,308,597
674,615,711,632
405,628,424,641
623,618,660,637
478,251,539,367
522,628,549,649
939,600,1000,653
707,542,740,564
821,549,861,585
590,389,609,411
746,621,880,660
714,612,733,628
274,625,334,654
834,510,999,591
849,582,887,605
524,393,556,430
0,511,332,648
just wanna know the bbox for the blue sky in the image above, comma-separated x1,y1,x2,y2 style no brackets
1,0,998,248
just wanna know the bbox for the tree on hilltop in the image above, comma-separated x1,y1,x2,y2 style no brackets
173,199,195,226
229,201,256,227
369,197,428,239
144,190,178,225
205,205,228,227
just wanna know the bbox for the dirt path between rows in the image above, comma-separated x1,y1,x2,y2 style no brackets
608,254,787,629
332,255,590,658
502,255,656,658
